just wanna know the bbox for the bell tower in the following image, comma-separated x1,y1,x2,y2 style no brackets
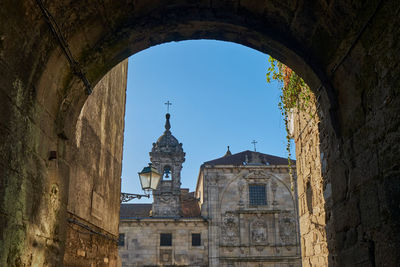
150,113,185,217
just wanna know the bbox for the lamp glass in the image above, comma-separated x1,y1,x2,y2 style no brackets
139,171,151,190
138,164,161,191
150,171,162,190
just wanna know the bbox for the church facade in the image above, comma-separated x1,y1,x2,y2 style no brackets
118,114,301,267
196,150,301,267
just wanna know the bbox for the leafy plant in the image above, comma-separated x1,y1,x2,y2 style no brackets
266,56,312,190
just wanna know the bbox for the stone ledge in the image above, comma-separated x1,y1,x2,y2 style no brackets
220,256,301,262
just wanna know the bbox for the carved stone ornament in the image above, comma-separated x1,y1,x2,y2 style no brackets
271,179,278,206
227,247,234,252
255,246,264,252
159,249,172,264
238,180,245,206
279,214,296,245
250,218,268,245
271,179,278,192
207,176,218,186
244,170,271,181
153,195,180,216
160,206,173,216
221,213,239,245
158,194,173,204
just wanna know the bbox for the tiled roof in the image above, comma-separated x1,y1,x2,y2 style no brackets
181,192,201,217
203,150,294,166
120,203,152,218
120,192,201,219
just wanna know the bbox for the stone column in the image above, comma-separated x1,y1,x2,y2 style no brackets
207,172,220,267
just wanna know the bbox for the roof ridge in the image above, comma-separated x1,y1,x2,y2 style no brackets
203,150,294,166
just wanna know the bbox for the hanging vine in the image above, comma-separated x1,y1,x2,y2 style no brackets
266,56,312,190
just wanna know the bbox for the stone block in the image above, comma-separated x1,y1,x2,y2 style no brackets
337,243,372,267
330,161,348,203
77,249,86,257
359,181,381,229
333,195,360,233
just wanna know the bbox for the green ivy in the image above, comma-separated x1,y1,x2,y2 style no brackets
266,56,312,190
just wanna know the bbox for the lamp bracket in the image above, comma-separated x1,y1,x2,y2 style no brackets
120,192,150,203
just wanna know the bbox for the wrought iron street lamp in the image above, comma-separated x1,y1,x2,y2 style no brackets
120,163,162,203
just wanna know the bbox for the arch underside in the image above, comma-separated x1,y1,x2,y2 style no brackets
56,10,326,139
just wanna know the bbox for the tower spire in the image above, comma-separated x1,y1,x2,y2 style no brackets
224,146,232,157
165,113,171,131
150,103,185,218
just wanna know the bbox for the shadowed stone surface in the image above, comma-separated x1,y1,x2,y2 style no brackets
62,60,127,267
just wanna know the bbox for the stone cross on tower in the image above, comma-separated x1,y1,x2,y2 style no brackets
252,140,258,152
164,100,172,113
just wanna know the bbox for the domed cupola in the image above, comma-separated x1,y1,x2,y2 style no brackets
151,113,184,155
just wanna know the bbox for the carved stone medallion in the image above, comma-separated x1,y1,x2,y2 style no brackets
238,180,245,207
250,218,268,245
221,213,239,245
279,214,296,245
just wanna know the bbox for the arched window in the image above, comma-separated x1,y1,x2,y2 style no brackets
163,165,171,179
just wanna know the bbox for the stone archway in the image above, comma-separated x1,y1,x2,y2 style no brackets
0,1,399,266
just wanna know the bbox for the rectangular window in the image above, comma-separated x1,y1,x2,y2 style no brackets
192,233,201,246
160,233,172,246
118,233,125,246
249,184,267,205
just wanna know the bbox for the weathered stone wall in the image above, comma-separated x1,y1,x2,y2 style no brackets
293,18,400,264
118,219,208,266
62,60,128,266
0,59,127,267
67,59,127,235
200,164,301,267
63,214,119,267
323,2,400,265
292,93,328,267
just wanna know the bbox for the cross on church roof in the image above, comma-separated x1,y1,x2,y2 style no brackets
251,140,258,152
164,101,172,113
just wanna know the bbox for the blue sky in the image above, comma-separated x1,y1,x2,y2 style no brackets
121,40,292,203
